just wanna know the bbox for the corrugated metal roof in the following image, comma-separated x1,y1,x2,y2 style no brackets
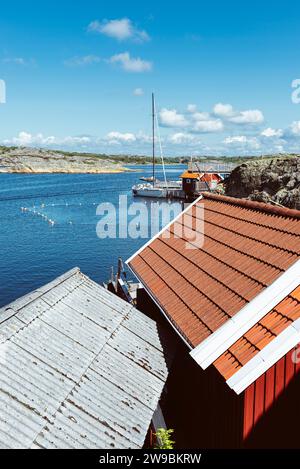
0,268,169,449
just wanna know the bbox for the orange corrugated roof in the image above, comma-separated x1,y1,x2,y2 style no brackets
129,193,300,355
180,171,201,179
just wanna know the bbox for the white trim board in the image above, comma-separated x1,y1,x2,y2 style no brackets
126,195,203,265
190,258,300,370
227,318,300,394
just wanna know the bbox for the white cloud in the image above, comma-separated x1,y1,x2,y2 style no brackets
63,136,92,145
229,109,264,125
168,132,200,144
224,135,261,149
64,55,101,66
105,131,136,144
261,127,283,138
193,118,224,133
213,103,264,126
224,135,248,144
133,87,144,96
158,102,264,135
3,132,93,147
213,103,234,117
88,18,150,42
192,112,210,121
4,132,55,146
290,121,300,135
3,57,25,65
159,108,188,128
187,104,197,113
108,52,152,73
2,57,34,66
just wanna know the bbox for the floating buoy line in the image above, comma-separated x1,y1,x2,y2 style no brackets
20,200,100,226
21,206,57,226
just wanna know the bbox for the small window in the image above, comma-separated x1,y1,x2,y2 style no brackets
186,178,191,183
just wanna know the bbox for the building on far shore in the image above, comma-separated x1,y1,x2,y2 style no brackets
127,192,300,448
180,170,223,196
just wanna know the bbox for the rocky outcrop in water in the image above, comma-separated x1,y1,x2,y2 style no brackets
225,157,300,210
0,147,127,173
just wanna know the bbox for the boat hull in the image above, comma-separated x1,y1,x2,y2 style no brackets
132,187,167,198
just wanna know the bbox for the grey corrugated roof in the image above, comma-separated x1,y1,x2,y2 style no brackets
0,268,169,449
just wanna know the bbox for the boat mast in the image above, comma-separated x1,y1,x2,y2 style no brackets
152,92,155,186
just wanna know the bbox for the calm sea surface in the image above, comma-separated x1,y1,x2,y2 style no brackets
0,164,185,307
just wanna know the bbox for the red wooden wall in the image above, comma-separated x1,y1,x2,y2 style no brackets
243,345,300,447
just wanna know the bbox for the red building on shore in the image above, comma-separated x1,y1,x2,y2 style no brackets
180,170,223,196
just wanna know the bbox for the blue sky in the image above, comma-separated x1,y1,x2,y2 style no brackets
0,0,300,156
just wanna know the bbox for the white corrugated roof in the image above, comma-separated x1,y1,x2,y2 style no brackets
0,268,169,449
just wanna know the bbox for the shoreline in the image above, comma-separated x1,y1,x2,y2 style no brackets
0,167,135,174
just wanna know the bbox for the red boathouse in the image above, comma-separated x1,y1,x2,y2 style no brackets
127,193,300,448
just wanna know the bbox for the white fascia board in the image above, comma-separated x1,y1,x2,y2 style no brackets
227,318,300,395
125,195,203,265
190,258,300,370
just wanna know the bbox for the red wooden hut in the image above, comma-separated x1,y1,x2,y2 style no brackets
127,193,300,448
180,170,223,196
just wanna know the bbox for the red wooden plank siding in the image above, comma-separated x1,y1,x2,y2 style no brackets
243,383,255,440
253,374,265,425
264,366,275,412
243,348,300,444
275,357,285,399
295,343,300,373
285,349,296,388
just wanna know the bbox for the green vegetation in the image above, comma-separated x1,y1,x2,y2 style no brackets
154,428,175,450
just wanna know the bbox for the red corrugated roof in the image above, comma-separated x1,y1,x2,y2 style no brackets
180,171,201,179
129,193,300,357
180,171,222,182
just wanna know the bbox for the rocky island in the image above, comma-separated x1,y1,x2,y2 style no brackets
225,156,300,210
0,146,129,174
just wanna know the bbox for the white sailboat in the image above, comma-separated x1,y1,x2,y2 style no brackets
132,93,181,198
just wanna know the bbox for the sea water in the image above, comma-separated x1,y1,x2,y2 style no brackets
0,165,185,306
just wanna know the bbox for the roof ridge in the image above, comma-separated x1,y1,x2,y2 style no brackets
203,204,300,237
0,267,81,321
202,192,300,219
